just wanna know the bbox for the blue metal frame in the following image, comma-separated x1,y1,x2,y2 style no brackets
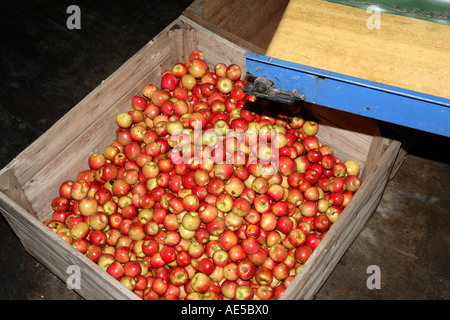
244,52,450,137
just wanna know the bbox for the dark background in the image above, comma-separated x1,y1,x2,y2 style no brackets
0,0,449,300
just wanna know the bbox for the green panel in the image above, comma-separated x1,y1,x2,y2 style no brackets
323,0,450,25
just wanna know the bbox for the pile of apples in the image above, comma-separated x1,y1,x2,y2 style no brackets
44,51,362,300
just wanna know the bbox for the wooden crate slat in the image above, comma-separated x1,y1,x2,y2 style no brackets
183,2,268,54
247,0,289,49
216,0,267,34
203,0,242,26
234,0,289,47
7,169,37,218
168,26,199,66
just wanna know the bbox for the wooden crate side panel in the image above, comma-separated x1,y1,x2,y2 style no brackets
247,0,289,50
6,169,38,218
0,167,10,193
183,16,248,74
203,0,241,25
280,140,401,300
202,0,288,49
231,0,289,49
215,0,268,34
0,191,139,300
168,27,199,65
360,126,391,181
183,5,266,54
190,0,289,52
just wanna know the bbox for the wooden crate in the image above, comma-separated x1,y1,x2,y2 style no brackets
183,0,290,54
0,15,401,300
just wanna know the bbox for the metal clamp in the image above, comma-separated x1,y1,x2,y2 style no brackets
244,76,305,105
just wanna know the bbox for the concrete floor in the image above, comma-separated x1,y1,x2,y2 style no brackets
0,0,448,300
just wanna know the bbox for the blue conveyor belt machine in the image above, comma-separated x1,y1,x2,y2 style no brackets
243,52,450,137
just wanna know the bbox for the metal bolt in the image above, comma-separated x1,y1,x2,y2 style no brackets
255,81,267,93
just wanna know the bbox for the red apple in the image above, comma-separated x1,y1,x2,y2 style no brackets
271,201,289,217
226,64,241,81
321,154,336,169
151,89,170,107
254,195,272,214
214,63,227,77
328,177,346,193
255,266,273,286
231,198,251,217
294,245,313,264
278,156,297,176
344,159,361,176
305,233,321,250
172,62,188,78
344,175,361,192
198,258,215,276
326,205,343,223
241,237,260,255
276,215,294,234
229,245,246,262
206,217,226,237
247,247,268,266
300,200,317,217
272,263,290,281
216,77,233,94
302,120,319,136
198,203,219,224
190,272,211,293
259,212,277,231
288,228,307,247
169,266,189,286
212,249,230,267
237,259,256,281
220,279,238,299
234,285,254,300
224,176,245,197
256,285,274,300
303,135,320,151
189,58,209,78
269,244,288,263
